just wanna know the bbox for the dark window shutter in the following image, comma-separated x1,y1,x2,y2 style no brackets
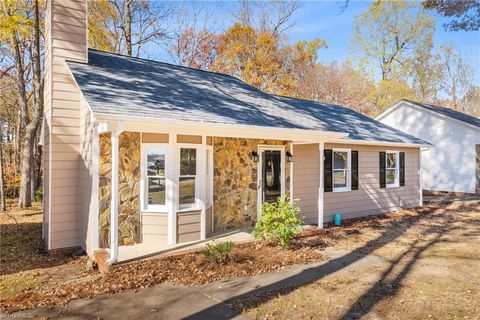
399,152,405,186
379,151,386,188
324,149,333,192
351,150,359,190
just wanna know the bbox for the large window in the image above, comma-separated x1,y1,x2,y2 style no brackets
386,151,399,188
333,149,351,192
179,148,197,207
145,146,167,210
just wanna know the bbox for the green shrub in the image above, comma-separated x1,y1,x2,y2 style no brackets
35,187,43,202
252,196,303,247
202,241,234,263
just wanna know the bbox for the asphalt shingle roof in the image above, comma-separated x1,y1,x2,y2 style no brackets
402,99,480,128
67,49,427,145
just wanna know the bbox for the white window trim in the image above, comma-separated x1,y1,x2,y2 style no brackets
385,150,400,189
178,144,201,210
141,143,169,213
332,148,351,192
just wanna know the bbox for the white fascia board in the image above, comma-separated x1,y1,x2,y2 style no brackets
93,113,349,141
325,138,431,149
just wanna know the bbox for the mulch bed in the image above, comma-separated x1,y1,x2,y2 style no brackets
1,241,325,313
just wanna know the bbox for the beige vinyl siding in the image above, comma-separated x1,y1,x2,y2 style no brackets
79,98,94,253
206,206,213,236
292,144,320,224
45,0,87,250
142,214,168,244
176,211,201,243
323,144,420,222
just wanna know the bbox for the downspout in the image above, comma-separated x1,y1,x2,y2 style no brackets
107,121,124,265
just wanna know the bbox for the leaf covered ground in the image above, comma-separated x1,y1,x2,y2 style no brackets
229,199,480,320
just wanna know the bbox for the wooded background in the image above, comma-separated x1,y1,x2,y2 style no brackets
1,0,479,210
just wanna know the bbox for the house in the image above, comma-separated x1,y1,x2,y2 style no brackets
42,0,429,263
377,100,480,195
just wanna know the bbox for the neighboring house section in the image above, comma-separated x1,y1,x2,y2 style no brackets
377,100,480,194
43,0,429,263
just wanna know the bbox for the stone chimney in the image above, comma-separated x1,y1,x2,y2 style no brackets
43,0,88,250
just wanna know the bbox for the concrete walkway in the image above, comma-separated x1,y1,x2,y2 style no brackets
14,248,387,320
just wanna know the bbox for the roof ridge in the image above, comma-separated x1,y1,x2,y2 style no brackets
85,48,239,80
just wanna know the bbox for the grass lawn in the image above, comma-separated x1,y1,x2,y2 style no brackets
230,199,480,319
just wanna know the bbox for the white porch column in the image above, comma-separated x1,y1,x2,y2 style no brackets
199,136,207,240
107,121,123,265
318,141,325,228
167,133,178,245
91,125,100,252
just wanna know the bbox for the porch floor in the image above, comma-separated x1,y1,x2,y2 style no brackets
116,227,254,263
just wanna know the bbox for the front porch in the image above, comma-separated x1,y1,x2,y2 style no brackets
92,119,345,263
117,227,254,263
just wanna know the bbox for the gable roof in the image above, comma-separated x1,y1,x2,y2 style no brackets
399,99,480,129
67,49,428,145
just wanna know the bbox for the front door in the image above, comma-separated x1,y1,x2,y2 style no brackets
258,146,285,214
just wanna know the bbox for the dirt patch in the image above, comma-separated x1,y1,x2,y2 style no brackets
1,241,324,313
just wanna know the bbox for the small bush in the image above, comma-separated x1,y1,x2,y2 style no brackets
252,196,303,247
35,187,43,202
202,241,234,263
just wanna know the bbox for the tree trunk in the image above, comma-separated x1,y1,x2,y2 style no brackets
0,136,6,212
125,0,132,56
18,0,44,207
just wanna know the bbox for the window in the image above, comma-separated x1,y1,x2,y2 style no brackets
179,148,197,207
333,149,351,192
386,151,399,188
145,146,167,209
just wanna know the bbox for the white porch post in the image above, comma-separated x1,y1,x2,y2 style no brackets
199,136,207,240
91,124,100,252
167,133,178,245
289,143,294,203
107,121,123,265
318,141,325,228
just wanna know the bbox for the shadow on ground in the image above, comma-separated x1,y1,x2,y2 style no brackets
186,201,477,320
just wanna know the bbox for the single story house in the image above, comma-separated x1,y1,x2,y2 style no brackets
377,100,480,195
43,0,429,263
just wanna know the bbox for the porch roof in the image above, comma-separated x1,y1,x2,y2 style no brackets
67,49,428,146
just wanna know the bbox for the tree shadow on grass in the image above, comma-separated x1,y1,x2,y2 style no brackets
184,203,471,320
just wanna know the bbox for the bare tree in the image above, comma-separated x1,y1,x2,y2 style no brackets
232,0,301,38
437,43,474,110
89,0,172,57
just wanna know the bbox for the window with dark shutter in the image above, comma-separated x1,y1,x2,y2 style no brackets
379,151,386,188
351,150,359,190
324,149,333,192
399,152,405,186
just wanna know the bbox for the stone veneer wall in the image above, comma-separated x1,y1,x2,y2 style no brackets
98,132,111,248
98,131,141,247
213,138,291,231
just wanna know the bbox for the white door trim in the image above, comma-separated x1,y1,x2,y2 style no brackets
257,145,286,217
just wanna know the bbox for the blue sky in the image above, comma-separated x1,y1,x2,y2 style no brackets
287,1,480,84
